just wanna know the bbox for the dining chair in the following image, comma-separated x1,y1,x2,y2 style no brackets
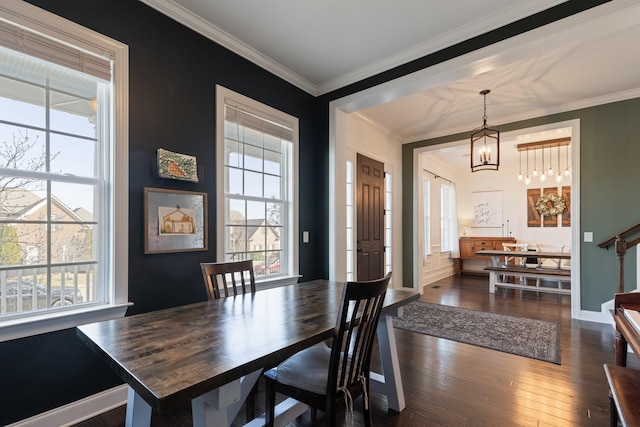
535,244,567,291
263,272,391,427
200,259,256,300
535,244,565,269
200,259,257,420
501,243,529,285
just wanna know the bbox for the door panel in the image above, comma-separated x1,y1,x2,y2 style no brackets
356,153,385,281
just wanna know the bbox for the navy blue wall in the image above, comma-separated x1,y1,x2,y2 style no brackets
0,1,324,424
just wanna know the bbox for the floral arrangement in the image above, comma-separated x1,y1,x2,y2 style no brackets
535,193,566,216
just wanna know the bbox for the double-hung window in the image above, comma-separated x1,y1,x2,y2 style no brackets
0,1,128,340
216,86,298,284
440,182,454,252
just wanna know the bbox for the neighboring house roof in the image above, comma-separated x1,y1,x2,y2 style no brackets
228,211,280,243
0,188,92,223
73,207,94,222
0,188,41,217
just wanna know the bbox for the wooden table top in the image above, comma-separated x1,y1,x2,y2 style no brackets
475,249,571,259
76,279,419,413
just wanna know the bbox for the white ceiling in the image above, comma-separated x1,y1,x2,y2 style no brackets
140,0,640,167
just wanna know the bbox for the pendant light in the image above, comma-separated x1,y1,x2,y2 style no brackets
555,145,563,183
563,143,571,177
517,150,523,181
470,90,500,172
532,149,539,178
524,149,531,186
539,146,547,182
547,143,554,176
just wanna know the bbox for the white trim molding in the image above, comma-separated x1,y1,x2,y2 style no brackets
7,385,127,427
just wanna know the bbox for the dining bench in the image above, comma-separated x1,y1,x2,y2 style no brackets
485,265,571,295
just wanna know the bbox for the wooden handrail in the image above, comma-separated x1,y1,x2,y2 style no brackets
597,221,640,294
598,222,640,249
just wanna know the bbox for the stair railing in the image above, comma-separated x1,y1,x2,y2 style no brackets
598,222,640,293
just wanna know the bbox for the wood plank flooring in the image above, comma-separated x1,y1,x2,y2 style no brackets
75,275,629,426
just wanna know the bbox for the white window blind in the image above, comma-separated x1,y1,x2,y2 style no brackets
0,18,111,81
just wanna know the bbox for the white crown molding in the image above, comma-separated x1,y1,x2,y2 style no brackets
139,0,571,97
405,87,640,144
138,0,318,95
351,111,404,143
316,0,568,95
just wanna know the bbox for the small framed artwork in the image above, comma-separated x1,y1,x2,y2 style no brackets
144,187,207,254
157,148,199,182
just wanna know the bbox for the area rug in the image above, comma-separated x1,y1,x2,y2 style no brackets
392,301,561,364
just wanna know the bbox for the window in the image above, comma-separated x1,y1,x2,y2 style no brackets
216,86,298,283
441,183,454,252
345,160,354,281
0,2,128,340
384,172,392,276
423,176,431,257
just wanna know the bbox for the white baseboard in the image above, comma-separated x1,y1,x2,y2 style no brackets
7,384,128,427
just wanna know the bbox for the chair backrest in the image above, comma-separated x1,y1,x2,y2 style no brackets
327,272,391,397
535,244,565,268
200,259,256,300
502,243,529,266
536,243,565,253
503,243,529,252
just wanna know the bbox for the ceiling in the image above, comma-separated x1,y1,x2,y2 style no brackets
141,0,640,167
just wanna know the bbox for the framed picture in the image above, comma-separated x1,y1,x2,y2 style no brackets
157,148,199,182
144,187,207,254
471,190,503,228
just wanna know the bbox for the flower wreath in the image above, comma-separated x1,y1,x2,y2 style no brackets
535,193,566,216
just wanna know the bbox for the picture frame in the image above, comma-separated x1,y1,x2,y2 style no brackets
471,190,503,228
157,148,199,182
144,187,207,254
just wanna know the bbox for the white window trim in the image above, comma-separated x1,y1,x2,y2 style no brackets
0,0,130,342
215,85,299,288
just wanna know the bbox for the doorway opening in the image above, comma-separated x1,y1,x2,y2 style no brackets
414,120,581,318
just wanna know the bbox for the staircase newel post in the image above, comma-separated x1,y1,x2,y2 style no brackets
614,235,627,294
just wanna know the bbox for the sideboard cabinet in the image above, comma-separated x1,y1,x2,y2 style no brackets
458,236,516,275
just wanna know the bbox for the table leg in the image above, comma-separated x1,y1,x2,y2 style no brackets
488,271,497,293
371,312,405,412
192,369,261,427
125,386,152,427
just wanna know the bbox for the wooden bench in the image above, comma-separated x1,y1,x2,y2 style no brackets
484,265,571,295
606,293,640,426
604,364,640,427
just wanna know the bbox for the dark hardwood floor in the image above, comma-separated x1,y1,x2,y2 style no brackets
76,274,628,426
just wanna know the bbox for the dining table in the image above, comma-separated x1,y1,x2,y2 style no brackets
76,279,420,427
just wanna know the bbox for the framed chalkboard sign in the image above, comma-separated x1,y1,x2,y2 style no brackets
471,190,502,228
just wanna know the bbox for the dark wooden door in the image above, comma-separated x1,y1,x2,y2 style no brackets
356,153,385,281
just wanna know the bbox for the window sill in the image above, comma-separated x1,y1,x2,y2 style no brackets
0,303,132,343
256,275,301,290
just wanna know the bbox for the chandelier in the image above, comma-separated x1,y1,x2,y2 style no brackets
516,138,571,185
470,89,500,172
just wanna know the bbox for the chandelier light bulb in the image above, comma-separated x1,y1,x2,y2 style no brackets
556,172,563,183
532,149,538,177
540,172,547,182
517,151,523,181
547,145,554,176
524,175,531,186
563,144,570,177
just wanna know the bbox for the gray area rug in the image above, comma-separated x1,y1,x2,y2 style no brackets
392,301,561,364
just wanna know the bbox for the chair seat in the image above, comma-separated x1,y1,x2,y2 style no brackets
267,343,331,394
